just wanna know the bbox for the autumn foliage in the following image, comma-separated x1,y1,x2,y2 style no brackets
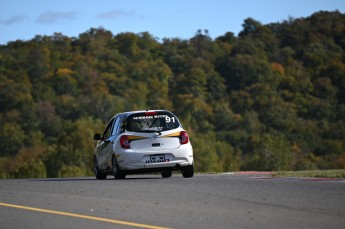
1,11,345,178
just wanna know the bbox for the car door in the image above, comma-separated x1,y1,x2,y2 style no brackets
97,117,115,170
101,116,123,170
107,116,123,168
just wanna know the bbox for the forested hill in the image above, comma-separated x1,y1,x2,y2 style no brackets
1,11,344,178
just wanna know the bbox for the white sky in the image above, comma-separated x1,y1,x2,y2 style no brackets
1,0,344,44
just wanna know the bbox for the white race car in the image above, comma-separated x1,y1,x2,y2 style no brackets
93,110,194,179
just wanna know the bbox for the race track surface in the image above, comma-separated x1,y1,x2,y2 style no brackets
1,173,344,229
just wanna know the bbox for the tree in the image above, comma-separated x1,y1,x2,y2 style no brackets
245,132,292,171
0,122,25,156
239,18,262,37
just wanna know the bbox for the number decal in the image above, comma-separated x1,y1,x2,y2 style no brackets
165,116,175,123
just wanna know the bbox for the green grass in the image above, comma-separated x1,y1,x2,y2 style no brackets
272,169,345,178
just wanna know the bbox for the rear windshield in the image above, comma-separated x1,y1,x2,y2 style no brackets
126,111,181,132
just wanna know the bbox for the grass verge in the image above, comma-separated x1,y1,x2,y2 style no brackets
272,169,345,178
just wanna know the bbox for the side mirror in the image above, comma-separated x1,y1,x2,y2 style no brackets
93,133,102,140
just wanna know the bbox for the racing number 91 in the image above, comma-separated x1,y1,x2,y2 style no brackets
165,116,175,123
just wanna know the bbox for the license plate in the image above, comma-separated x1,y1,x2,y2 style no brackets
146,154,169,164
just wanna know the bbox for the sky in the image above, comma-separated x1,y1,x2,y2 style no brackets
1,0,344,45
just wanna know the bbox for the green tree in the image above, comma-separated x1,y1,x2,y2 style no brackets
245,132,292,171
0,122,25,156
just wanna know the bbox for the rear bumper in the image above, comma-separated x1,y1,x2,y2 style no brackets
117,144,193,171
124,163,189,175
126,159,191,170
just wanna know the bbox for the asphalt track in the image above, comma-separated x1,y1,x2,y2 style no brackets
0,173,344,229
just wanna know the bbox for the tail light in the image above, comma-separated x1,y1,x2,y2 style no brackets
120,135,130,148
179,131,189,145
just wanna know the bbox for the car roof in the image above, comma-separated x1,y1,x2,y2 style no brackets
112,110,173,119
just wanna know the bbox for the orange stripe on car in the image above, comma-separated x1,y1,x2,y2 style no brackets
162,131,181,138
127,136,148,141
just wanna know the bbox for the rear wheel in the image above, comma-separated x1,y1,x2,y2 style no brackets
182,164,194,178
112,156,126,179
161,170,172,178
94,156,107,180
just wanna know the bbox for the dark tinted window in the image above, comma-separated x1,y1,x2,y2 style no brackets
126,111,180,132
111,116,121,136
103,118,115,139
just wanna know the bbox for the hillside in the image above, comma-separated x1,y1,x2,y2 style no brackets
0,11,344,178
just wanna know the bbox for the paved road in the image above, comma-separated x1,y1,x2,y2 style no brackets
0,173,344,229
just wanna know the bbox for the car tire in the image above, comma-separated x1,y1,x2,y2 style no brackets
182,164,194,178
94,156,107,180
161,170,172,178
112,156,126,179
